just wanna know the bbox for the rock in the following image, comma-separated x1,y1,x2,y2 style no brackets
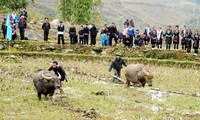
49,46,56,51
135,100,142,103
61,49,75,53
25,30,43,40
91,91,108,96
4,71,10,76
92,47,103,53
74,108,84,113
36,46,42,51
29,20,35,24
138,54,143,57
151,88,160,91
13,44,21,48
0,44,5,50
90,51,96,55
101,50,108,56
50,19,60,29
83,108,99,119
17,66,23,69
70,68,77,73
10,55,17,59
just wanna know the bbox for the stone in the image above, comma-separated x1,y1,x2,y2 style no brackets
101,50,108,56
25,30,43,40
50,19,60,29
49,46,56,51
29,20,35,24
61,49,75,53
10,55,17,58
36,46,42,51
91,91,108,96
92,47,102,53
13,44,20,48
0,44,5,50
83,108,99,119
90,51,96,55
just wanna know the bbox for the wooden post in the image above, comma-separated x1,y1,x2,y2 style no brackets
112,75,126,83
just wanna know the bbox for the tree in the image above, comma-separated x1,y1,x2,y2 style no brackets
0,0,34,11
59,0,103,24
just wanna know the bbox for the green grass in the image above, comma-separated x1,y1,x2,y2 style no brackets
0,56,200,119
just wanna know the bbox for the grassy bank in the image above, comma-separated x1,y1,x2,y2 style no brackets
0,51,200,69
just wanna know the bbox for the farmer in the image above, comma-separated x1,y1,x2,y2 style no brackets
109,52,127,83
48,61,67,93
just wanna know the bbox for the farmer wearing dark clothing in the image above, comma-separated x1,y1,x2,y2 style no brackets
1,18,7,39
181,25,187,51
90,24,98,46
185,29,193,53
165,25,173,50
20,7,28,20
193,30,200,55
69,23,76,45
109,52,127,83
78,25,84,44
108,22,118,46
57,21,65,44
83,24,89,45
173,26,180,50
42,17,51,41
48,61,67,93
18,16,27,40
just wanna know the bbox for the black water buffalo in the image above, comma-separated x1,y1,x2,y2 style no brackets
33,71,61,100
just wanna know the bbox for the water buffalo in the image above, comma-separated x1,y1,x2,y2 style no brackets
125,64,153,87
33,70,61,100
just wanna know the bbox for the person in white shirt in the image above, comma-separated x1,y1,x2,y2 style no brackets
144,24,151,47
57,21,65,44
157,27,163,49
11,11,17,21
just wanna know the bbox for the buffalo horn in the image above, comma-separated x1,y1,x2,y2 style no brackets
42,72,53,80
142,68,150,76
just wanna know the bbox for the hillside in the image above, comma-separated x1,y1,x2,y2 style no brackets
27,0,59,20
7,0,200,31
100,0,200,30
